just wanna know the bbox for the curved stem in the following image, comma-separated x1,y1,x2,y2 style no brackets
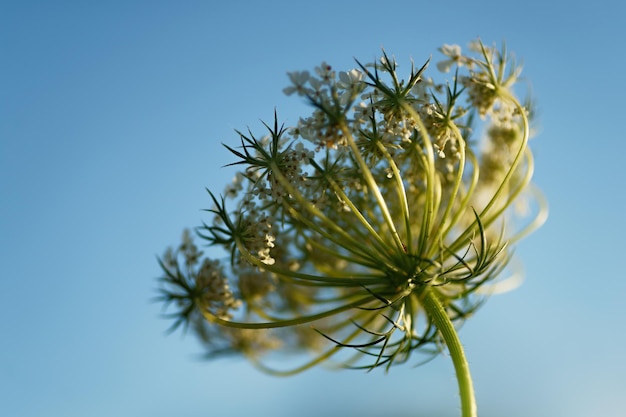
422,289,477,417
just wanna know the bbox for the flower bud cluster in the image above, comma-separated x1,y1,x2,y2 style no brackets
195,258,241,320
158,230,241,333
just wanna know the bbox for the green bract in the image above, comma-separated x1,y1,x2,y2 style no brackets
157,40,546,382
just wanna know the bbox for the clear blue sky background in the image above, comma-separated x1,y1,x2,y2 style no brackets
2,1,625,416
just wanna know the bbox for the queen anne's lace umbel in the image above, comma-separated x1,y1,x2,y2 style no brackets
157,40,546,373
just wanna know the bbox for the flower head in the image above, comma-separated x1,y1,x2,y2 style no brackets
158,40,546,374
437,44,468,72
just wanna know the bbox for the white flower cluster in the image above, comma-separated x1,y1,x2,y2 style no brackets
285,64,365,150
160,230,241,322
195,258,241,319
263,143,314,204
238,201,276,266
158,40,546,378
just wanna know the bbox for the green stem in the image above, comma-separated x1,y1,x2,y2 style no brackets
422,289,477,417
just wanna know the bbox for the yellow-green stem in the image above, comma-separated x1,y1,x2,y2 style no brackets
422,289,477,417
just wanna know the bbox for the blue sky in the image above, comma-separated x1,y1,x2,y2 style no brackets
2,1,625,416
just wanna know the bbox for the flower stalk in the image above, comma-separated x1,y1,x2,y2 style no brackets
422,289,476,417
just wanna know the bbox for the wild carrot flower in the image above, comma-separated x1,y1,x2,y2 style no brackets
157,40,546,417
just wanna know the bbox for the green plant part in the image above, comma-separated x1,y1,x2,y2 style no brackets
157,40,547,417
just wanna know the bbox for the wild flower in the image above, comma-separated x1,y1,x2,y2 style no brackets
157,40,547,417
437,44,468,73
